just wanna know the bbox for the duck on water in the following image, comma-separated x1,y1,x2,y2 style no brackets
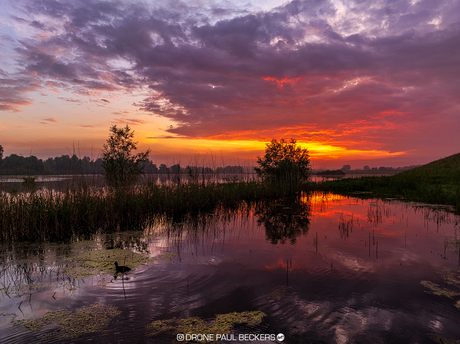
114,262,131,274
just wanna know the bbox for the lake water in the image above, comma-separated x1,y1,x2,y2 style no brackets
1,192,459,343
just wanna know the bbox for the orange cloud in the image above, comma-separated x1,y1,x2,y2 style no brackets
263,76,302,88
42,117,58,123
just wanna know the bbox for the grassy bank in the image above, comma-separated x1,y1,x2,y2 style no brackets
0,179,310,242
316,153,460,209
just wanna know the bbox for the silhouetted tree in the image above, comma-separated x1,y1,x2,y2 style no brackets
255,138,310,186
158,164,169,174
170,164,181,174
102,125,150,188
1,154,44,174
143,161,158,174
341,165,351,172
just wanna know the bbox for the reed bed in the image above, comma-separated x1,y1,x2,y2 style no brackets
0,178,310,242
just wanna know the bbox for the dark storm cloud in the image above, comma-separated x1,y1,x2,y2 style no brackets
4,0,460,153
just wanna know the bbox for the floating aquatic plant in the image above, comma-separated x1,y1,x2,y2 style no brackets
420,280,460,298
13,303,120,339
147,311,266,342
64,248,150,278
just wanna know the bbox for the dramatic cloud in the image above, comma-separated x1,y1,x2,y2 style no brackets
0,72,40,111
1,0,459,163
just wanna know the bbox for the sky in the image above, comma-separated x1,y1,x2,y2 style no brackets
1,0,459,169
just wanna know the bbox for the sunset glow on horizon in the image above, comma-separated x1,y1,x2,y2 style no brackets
1,0,459,169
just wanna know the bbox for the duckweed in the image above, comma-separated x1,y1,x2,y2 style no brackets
157,253,177,259
420,280,460,298
64,248,150,278
147,311,266,342
13,303,120,339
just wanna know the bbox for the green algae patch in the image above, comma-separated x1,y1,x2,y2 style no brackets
442,268,460,287
147,311,266,342
455,300,460,309
213,311,265,330
157,253,177,259
420,280,460,298
64,248,150,278
13,303,120,339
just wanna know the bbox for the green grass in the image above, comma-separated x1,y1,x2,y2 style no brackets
316,152,460,209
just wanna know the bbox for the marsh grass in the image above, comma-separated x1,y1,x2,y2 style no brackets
316,152,460,210
0,176,311,242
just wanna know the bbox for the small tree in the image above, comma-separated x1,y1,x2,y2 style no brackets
255,138,311,185
102,125,151,188
341,164,351,172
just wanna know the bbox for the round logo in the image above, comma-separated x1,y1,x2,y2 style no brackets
177,333,185,341
277,333,285,341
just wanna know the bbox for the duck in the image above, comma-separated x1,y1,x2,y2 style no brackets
114,262,131,274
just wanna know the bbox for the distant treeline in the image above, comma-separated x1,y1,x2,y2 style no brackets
316,170,346,176
313,165,422,174
0,153,247,176
345,165,422,174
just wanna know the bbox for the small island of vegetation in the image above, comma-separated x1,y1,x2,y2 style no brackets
0,133,312,242
1,129,459,243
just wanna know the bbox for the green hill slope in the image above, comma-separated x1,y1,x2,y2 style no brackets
317,153,460,209
396,152,460,182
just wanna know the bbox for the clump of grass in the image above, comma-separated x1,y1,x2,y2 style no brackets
22,177,36,192
13,303,120,339
147,311,266,342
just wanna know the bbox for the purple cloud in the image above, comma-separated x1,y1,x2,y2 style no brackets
2,0,459,159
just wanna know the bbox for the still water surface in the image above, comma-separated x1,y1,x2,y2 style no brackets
1,192,459,343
